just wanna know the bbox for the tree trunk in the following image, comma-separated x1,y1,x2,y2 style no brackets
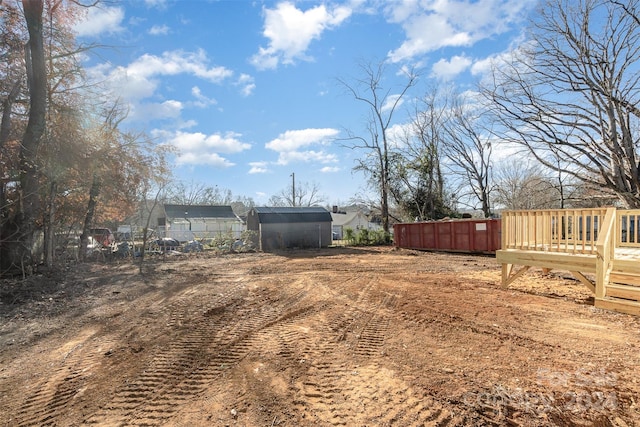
10,0,46,272
80,173,100,262
381,150,390,235
43,181,57,267
482,193,491,218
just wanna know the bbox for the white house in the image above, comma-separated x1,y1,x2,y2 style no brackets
160,204,244,242
331,209,381,239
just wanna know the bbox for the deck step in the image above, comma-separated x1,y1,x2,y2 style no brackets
595,297,640,316
610,271,640,286
612,258,640,276
606,283,640,301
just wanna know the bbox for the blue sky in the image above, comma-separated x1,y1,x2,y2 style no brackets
74,0,538,206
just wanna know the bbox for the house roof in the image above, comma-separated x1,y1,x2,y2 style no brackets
331,211,365,227
164,204,238,220
251,206,332,223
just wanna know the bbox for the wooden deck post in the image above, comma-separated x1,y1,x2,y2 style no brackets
595,208,616,299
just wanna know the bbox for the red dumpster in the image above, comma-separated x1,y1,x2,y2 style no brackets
393,218,501,254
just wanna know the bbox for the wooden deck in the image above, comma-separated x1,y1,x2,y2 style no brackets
498,208,640,316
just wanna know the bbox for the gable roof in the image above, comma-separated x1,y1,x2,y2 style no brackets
331,211,367,227
251,206,332,223
164,204,238,220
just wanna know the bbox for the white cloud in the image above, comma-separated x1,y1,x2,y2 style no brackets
178,119,198,130
93,50,233,104
191,86,217,107
145,0,167,7
155,130,251,168
320,166,340,173
86,49,234,124
149,24,170,35
431,55,473,80
276,150,338,166
168,131,251,154
470,56,494,77
251,1,352,70
126,50,233,84
381,94,403,113
265,128,340,166
386,123,411,149
385,0,535,63
249,161,270,174
471,39,534,81
236,74,256,97
266,128,339,151
130,100,183,122
176,152,235,167
74,6,125,37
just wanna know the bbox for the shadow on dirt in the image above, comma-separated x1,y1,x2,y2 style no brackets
0,260,178,319
269,245,396,258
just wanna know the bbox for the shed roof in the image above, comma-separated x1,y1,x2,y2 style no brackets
251,206,332,223
164,204,238,219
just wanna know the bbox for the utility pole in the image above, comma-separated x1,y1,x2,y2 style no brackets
291,172,296,207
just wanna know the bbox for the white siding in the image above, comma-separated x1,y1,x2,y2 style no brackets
165,219,243,241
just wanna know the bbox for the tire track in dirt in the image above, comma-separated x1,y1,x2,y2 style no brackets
11,368,86,427
341,364,459,426
83,280,317,426
292,278,377,425
11,277,243,427
10,330,121,427
10,259,466,426
285,276,465,426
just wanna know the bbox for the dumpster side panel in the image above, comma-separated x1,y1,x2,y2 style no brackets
393,219,501,254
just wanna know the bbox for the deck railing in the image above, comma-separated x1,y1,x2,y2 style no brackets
616,210,640,248
501,208,609,255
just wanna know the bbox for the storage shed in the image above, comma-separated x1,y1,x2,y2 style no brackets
161,204,244,242
247,207,333,251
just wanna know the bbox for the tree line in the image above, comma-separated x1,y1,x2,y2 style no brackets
340,0,640,237
2,0,640,274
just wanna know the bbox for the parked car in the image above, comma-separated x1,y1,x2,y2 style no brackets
89,228,115,246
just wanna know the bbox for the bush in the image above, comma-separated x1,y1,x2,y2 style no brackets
356,228,370,245
344,227,355,244
344,227,392,246
370,229,391,245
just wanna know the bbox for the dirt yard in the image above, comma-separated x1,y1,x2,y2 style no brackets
1,246,639,426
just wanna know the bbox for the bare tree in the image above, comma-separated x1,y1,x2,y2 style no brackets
483,0,640,208
230,196,255,218
138,183,169,274
391,87,453,220
167,181,234,206
492,159,602,210
269,180,325,207
493,161,562,210
338,60,417,235
442,93,494,218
